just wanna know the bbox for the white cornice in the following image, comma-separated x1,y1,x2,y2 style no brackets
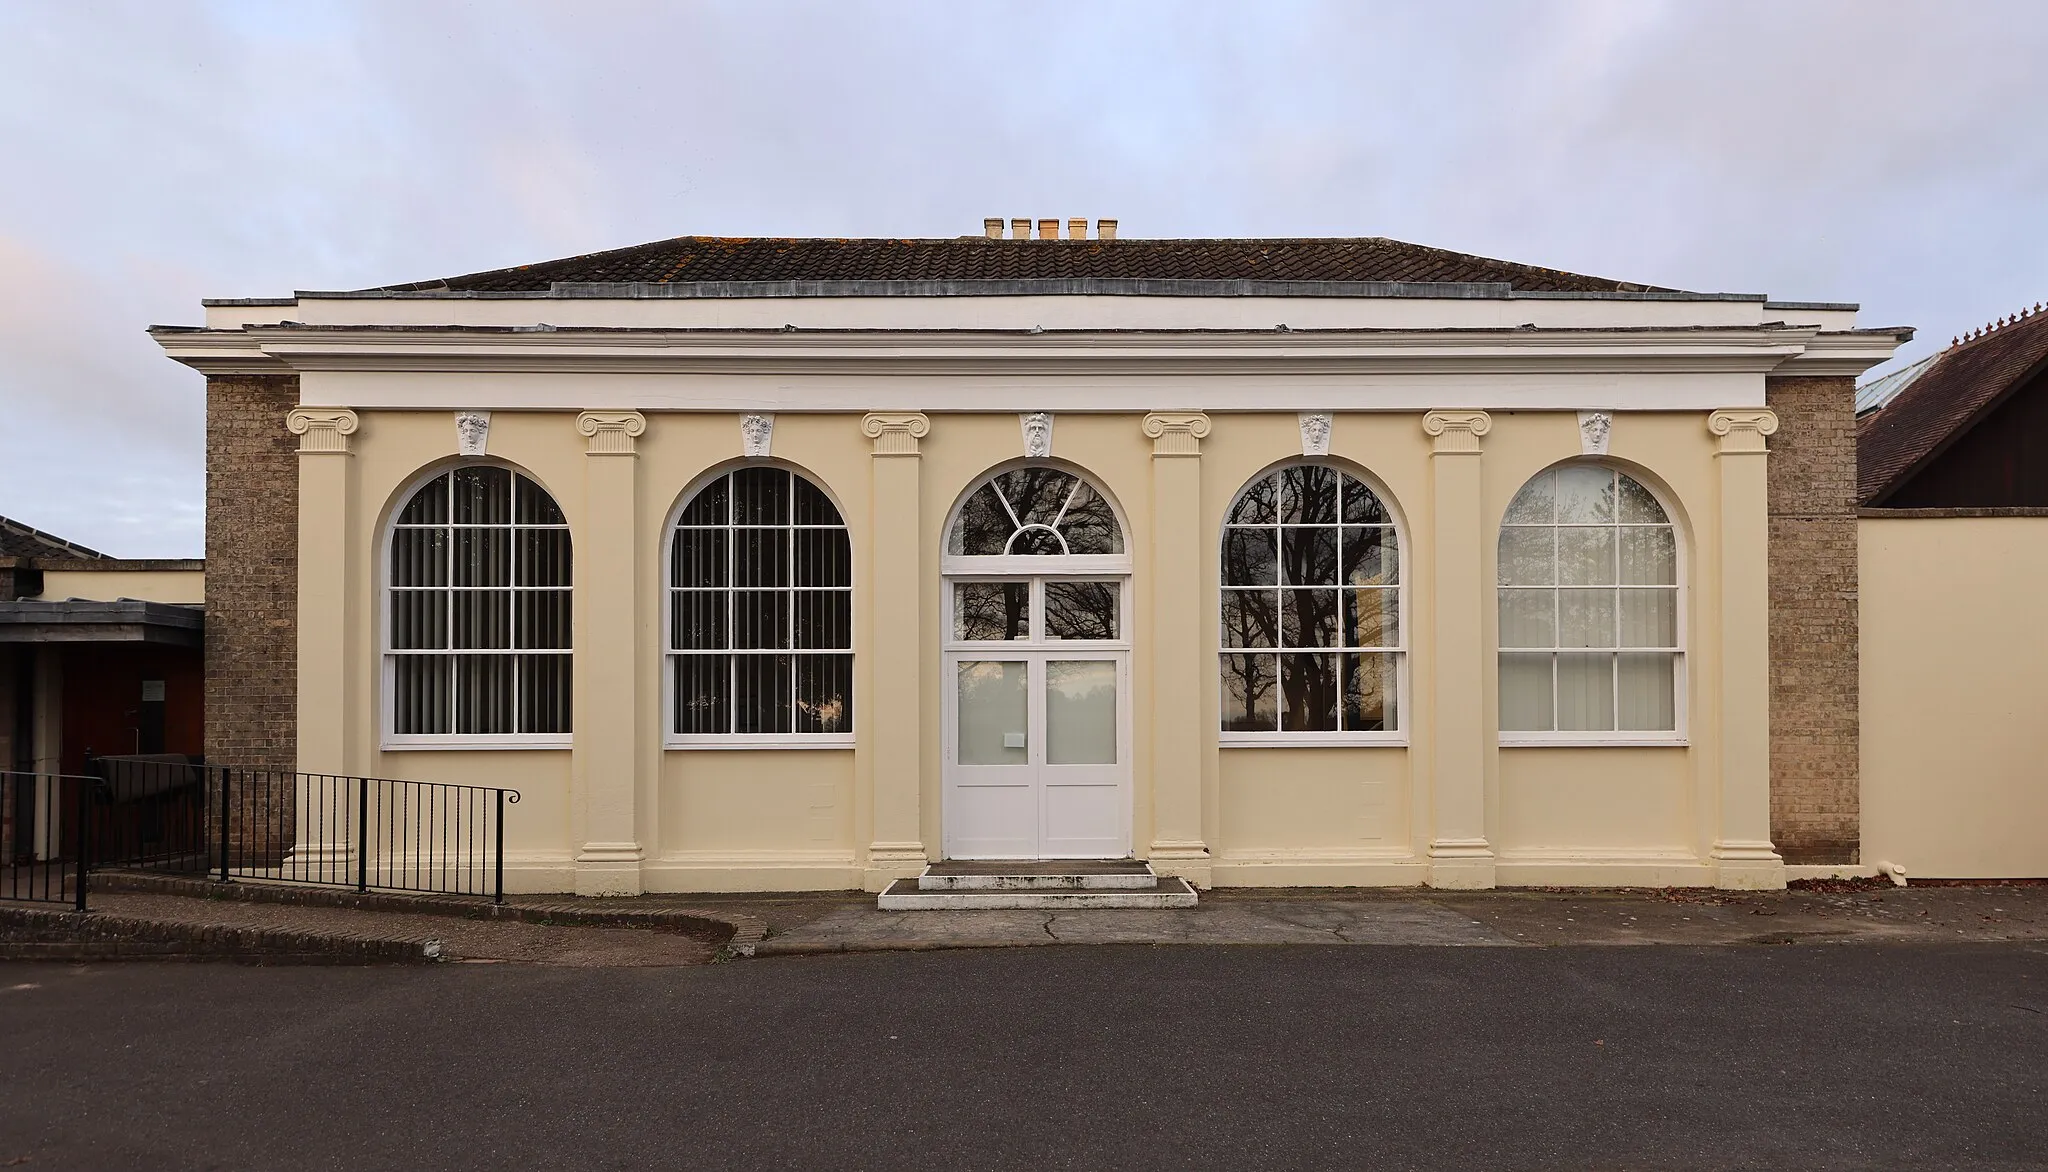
1768,329,1913,378
149,327,292,375
229,324,1818,376
150,322,1907,410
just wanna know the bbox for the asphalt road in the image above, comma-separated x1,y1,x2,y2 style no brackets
2,944,2044,1170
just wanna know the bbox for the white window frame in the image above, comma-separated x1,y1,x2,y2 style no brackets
1496,462,1688,748
381,464,573,752
664,465,856,751
942,575,1134,653
939,465,1133,580
1217,461,1409,748
939,467,1136,778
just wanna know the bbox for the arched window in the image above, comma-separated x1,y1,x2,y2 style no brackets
386,466,571,743
947,467,1123,557
1220,465,1401,737
1498,464,1680,736
669,467,853,742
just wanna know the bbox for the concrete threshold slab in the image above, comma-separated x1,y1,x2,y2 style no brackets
918,861,1159,891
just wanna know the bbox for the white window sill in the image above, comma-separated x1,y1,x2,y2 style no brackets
1220,734,1408,749
381,737,572,752
667,736,856,751
1498,735,1687,748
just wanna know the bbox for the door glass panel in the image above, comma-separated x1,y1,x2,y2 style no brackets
955,583,1030,640
957,661,1028,765
1044,581,1119,640
1046,661,1117,765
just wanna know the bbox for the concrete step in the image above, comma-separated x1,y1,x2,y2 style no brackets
918,860,1157,891
878,876,1198,910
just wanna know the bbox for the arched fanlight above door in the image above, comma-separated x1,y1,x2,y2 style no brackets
947,468,1124,558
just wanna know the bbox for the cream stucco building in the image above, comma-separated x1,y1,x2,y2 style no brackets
152,227,1910,895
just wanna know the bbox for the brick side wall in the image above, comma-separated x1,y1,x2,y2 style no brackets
1765,376,1860,863
205,373,299,770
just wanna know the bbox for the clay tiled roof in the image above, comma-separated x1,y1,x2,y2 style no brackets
375,236,1674,295
1859,305,2048,505
0,515,105,559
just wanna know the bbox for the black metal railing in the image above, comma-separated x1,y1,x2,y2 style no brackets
0,771,90,910
83,757,520,905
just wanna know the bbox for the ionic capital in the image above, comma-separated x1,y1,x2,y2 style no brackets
1423,409,1491,454
286,408,359,454
862,412,930,456
577,410,646,455
1708,408,1778,453
1143,412,1211,457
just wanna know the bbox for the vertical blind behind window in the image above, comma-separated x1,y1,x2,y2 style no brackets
670,467,854,736
389,467,572,736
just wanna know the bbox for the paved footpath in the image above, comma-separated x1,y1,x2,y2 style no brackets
746,881,2048,953
1,943,2044,1170
88,891,723,965
11,880,2048,964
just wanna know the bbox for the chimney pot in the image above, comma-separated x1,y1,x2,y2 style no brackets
1037,218,1059,240
1010,218,1031,240
1097,218,1118,241
983,218,1003,239
1068,217,1088,240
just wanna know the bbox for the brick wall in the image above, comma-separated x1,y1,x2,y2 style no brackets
205,373,299,771
1765,376,1860,863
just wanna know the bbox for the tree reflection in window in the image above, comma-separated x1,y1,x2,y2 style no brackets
948,469,1124,556
1221,465,1400,734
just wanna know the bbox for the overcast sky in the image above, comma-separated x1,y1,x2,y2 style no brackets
2,0,2043,556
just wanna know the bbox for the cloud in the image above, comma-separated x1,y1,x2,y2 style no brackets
0,0,2041,553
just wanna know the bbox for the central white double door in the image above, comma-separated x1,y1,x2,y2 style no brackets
942,577,1131,860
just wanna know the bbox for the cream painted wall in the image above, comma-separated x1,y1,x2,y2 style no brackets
1478,411,1725,884
1863,516,2048,878
36,569,204,604
1496,748,1701,885
323,406,876,892
297,390,1774,893
359,749,576,891
651,750,857,891
1214,748,1418,886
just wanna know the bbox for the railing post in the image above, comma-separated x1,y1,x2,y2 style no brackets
218,765,232,882
494,789,506,905
73,774,90,913
356,776,369,894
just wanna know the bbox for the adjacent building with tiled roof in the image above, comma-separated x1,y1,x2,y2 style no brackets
0,514,205,785
0,514,105,560
1858,301,2048,506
